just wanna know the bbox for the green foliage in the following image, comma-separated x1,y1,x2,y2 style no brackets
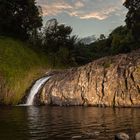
43,19,73,52
0,37,49,104
109,26,133,53
1,0,140,105
124,0,140,41
99,34,106,40
0,0,42,40
102,59,112,68
76,25,139,65
43,19,77,67
69,42,91,65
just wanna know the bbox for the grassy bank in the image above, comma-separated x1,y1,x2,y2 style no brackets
0,37,51,105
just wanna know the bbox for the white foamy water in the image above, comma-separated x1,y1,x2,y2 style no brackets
25,76,50,106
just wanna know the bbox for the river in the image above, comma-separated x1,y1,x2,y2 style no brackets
0,106,140,140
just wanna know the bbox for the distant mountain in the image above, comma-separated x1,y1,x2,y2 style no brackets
78,35,96,45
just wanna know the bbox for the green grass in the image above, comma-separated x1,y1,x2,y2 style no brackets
0,37,51,105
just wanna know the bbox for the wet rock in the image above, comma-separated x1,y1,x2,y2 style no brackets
115,133,129,140
136,132,140,140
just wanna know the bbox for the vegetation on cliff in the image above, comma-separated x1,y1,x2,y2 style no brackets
0,0,140,105
0,37,50,104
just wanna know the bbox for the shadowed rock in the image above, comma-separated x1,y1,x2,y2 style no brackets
115,133,129,140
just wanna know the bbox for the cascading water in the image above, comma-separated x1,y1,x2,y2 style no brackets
25,76,51,106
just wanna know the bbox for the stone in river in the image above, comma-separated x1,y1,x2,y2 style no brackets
136,132,140,140
115,132,129,140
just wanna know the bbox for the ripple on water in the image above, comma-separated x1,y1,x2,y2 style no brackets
0,106,140,140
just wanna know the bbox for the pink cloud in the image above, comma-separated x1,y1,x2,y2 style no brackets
39,0,72,16
74,1,85,8
37,0,126,20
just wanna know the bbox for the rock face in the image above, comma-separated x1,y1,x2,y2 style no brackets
39,50,140,107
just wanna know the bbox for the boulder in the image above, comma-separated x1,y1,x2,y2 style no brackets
115,132,129,140
39,50,140,107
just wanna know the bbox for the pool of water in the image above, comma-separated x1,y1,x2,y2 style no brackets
0,106,140,140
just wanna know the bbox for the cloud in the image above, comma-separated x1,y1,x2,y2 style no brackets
71,5,121,20
74,1,85,8
38,0,72,16
37,0,126,20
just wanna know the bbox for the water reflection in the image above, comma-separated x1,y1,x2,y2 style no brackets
0,106,140,140
27,106,49,140
25,107,140,140
0,107,29,140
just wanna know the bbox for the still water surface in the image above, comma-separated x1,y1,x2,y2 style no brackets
0,106,140,140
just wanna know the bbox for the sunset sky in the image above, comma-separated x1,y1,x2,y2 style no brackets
37,0,127,38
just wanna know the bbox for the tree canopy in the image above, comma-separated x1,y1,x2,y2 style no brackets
43,19,77,66
0,0,42,40
124,0,140,41
43,19,74,53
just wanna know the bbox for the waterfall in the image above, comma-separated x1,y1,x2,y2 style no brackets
25,76,50,106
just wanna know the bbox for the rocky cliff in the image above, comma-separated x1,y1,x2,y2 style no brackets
39,50,140,107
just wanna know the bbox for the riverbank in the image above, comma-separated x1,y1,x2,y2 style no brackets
0,37,140,106
0,37,51,105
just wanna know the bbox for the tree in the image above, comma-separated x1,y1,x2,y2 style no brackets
43,19,77,66
124,0,140,41
109,26,133,53
44,19,74,52
99,34,106,40
0,0,42,40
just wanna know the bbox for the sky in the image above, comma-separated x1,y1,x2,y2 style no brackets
37,0,127,38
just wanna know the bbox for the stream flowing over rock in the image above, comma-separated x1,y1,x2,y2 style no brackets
39,50,140,107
